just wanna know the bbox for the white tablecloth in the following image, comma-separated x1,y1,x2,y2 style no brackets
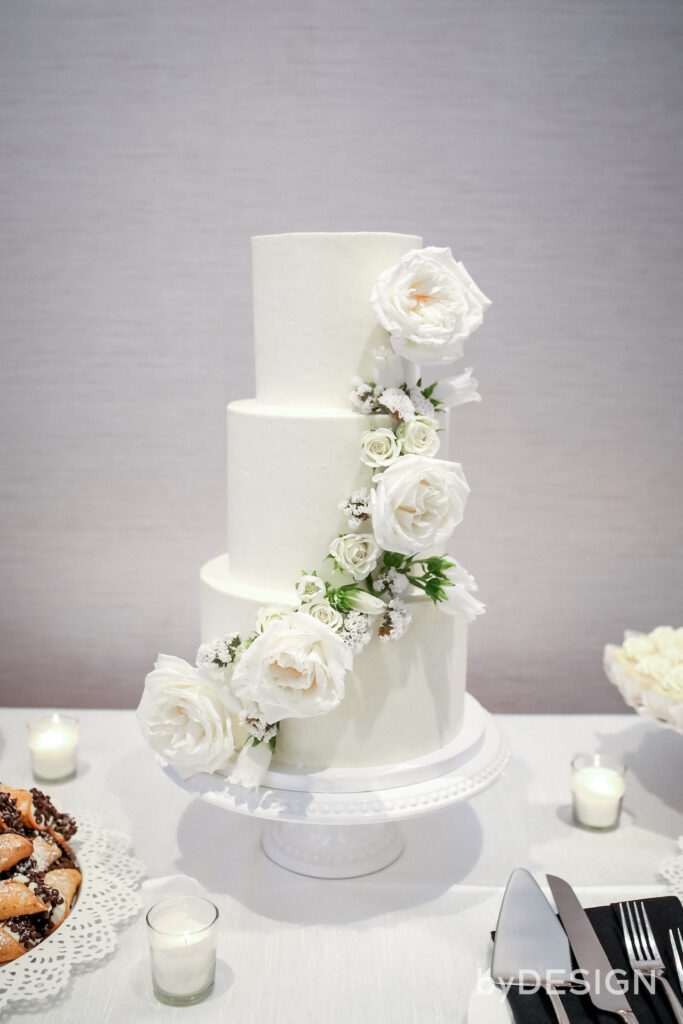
1,709,681,1022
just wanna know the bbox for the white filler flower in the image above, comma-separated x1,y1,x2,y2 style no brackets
371,455,469,556
137,654,237,779
231,613,352,724
359,427,401,468
329,533,380,580
370,247,491,364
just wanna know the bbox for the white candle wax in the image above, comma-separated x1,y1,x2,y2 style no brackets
147,898,218,1002
572,765,625,828
29,715,78,781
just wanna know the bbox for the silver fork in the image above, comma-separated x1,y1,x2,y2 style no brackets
618,901,683,1024
671,929,683,994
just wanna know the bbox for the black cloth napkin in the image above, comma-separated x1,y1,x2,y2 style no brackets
494,895,683,1023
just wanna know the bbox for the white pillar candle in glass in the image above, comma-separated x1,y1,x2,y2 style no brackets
146,896,219,1006
572,753,626,830
28,714,79,782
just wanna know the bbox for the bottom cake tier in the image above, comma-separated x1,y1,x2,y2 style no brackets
200,554,467,772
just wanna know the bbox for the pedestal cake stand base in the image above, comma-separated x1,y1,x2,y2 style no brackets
169,695,508,878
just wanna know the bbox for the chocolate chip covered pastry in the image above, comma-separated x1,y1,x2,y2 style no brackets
0,786,81,963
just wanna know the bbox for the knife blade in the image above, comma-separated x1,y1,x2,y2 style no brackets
492,869,573,1023
547,874,639,1021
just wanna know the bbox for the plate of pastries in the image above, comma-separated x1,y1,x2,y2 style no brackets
0,784,81,964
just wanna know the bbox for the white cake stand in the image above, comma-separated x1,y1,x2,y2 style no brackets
168,695,508,878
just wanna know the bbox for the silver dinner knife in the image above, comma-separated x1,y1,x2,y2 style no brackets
492,869,573,1024
547,874,640,1023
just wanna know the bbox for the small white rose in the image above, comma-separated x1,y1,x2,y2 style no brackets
231,612,352,724
396,415,440,458
304,598,344,631
345,589,386,615
359,427,401,468
329,533,380,580
371,454,469,556
256,604,294,631
370,247,491,365
137,654,237,779
295,574,327,604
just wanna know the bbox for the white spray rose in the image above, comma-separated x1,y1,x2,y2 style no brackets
304,598,344,631
370,247,491,365
231,613,352,724
371,455,469,556
359,427,401,468
396,416,440,458
137,654,237,779
329,533,380,580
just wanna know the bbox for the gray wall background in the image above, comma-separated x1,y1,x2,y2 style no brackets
1,0,681,711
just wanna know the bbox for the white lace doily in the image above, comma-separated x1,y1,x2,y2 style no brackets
0,812,146,1012
659,836,683,899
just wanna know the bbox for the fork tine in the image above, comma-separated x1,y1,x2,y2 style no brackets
634,902,651,959
640,901,661,960
671,928,683,989
620,903,637,963
627,901,645,961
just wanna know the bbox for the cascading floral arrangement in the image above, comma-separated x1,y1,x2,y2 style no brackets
137,246,491,788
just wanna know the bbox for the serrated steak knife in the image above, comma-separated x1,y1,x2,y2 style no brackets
547,874,640,1022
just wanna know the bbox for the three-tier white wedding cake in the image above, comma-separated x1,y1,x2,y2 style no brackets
138,231,490,789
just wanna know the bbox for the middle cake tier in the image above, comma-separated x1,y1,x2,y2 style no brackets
227,399,414,590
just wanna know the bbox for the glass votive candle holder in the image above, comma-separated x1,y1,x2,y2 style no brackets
571,753,626,831
28,713,79,782
146,896,219,1006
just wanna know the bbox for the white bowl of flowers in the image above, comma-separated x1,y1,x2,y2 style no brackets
604,626,683,734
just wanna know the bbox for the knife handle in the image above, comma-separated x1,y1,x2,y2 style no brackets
545,987,571,1024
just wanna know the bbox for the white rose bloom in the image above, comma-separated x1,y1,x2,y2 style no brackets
662,664,683,697
295,574,327,604
231,613,352,724
371,455,469,556
256,604,294,631
397,415,440,458
305,598,344,631
137,654,237,779
370,247,491,365
432,367,481,408
329,533,380,580
359,427,401,468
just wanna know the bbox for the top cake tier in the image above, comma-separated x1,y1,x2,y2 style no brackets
252,232,422,408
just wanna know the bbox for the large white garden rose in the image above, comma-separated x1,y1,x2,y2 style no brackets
231,612,352,724
371,455,469,555
370,247,491,365
397,415,440,457
329,533,380,580
137,654,237,779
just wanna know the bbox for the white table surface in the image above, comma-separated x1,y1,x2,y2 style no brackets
1,709,681,1022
